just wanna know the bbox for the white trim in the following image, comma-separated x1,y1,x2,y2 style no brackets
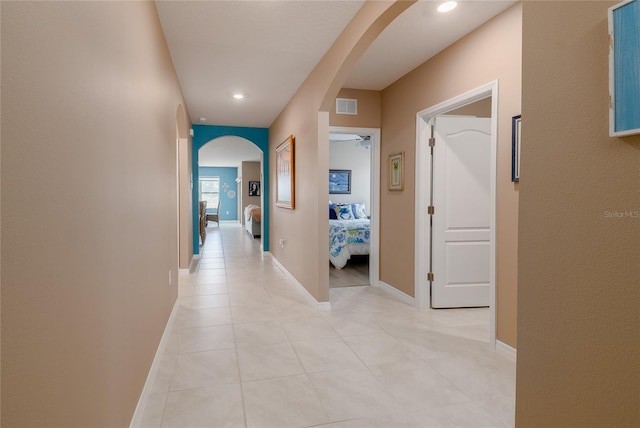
180,254,197,273
496,340,517,361
379,281,416,306
415,80,499,349
271,256,332,311
317,301,332,311
414,117,431,310
129,299,180,428
329,126,381,288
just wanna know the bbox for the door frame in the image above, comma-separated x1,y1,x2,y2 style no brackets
414,81,498,348
329,126,381,288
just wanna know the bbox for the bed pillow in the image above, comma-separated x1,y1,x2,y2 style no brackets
329,203,338,219
352,203,367,219
335,204,355,220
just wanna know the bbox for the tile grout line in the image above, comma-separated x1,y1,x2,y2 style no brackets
220,227,250,428
155,224,513,426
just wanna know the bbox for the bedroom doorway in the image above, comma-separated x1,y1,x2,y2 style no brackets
328,127,380,289
415,82,497,346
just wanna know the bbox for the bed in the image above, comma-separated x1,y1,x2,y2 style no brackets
244,204,261,238
329,202,370,269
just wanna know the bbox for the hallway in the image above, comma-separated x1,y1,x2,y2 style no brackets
138,223,515,427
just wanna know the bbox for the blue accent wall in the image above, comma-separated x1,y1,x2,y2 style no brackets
192,124,269,254
199,167,238,221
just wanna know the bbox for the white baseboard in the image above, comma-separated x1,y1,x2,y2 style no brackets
129,300,180,428
271,256,331,311
496,340,517,360
317,301,331,311
379,281,416,306
179,254,198,273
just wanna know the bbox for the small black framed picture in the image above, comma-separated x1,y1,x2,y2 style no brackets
248,181,260,196
511,115,521,182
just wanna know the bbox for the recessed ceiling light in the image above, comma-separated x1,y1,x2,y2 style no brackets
437,1,457,13
233,93,244,100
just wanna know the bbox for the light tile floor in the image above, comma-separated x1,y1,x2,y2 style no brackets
138,223,515,428
330,255,370,288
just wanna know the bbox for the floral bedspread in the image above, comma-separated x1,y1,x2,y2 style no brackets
329,219,370,269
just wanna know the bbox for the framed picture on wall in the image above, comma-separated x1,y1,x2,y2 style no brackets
329,169,351,194
609,0,640,136
248,181,260,196
512,115,521,182
388,152,404,191
276,135,295,209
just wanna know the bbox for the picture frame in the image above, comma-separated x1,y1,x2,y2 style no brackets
511,115,521,182
275,135,295,209
608,0,640,136
329,169,351,194
248,181,260,197
388,152,404,191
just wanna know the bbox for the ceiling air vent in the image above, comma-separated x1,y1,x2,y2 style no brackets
336,98,357,115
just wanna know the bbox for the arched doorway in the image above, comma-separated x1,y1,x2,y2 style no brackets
191,125,269,253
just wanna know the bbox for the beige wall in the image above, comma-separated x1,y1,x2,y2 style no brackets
243,161,262,206
177,104,193,269
447,97,492,118
1,2,188,426
241,161,261,225
269,1,415,302
516,2,640,426
330,88,382,128
379,4,522,347
178,137,194,268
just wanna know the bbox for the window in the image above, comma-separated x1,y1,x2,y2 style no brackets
199,177,220,209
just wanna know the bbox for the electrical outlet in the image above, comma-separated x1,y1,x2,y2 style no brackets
168,270,172,286
279,239,285,248
226,211,229,215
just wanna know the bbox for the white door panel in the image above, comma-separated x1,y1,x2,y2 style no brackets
445,242,490,285
445,131,491,229
432,116,492,308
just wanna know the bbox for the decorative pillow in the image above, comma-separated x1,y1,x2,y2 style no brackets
329,203,338,219
335,204,355,220
352,203,367,219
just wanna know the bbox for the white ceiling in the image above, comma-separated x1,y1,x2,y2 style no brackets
155,0,516,164
344,0,516,90
155,0,364,128
199,136,262,167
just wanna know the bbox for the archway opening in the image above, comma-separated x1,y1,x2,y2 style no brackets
190,125,269,254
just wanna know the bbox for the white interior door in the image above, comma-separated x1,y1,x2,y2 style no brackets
431,116,492,308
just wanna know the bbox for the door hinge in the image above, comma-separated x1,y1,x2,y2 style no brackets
428,137,436,147
427,272,434,282
428,205,435,215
